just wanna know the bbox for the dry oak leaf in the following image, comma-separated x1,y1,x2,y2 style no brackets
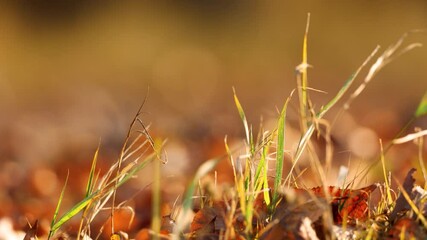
300,184,378,224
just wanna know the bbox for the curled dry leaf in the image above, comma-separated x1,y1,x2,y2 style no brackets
389,168,416,222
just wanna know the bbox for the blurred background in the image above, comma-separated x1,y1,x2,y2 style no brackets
0,1,426,237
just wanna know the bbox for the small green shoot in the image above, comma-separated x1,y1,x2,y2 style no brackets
77,144,100,239
85,144,100,198
233,87,253,154
48,170,69,239
50,154,156,236
415,91,427,117
271,93,293,211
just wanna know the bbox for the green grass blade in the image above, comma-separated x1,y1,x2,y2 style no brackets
233,87,250,146
272,94,291,207
50,192,94,234
85,144,99,197
48,170,69,238
415,91,427,117
319,47,380,119
254,159,265,190
77,144,99,238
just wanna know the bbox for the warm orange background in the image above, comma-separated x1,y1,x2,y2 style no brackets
0,2,426,235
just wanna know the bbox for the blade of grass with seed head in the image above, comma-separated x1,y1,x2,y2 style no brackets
296,13,311,132
48,170,69,239
344,32,422,110
110,94,152,234
284,46,380,186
